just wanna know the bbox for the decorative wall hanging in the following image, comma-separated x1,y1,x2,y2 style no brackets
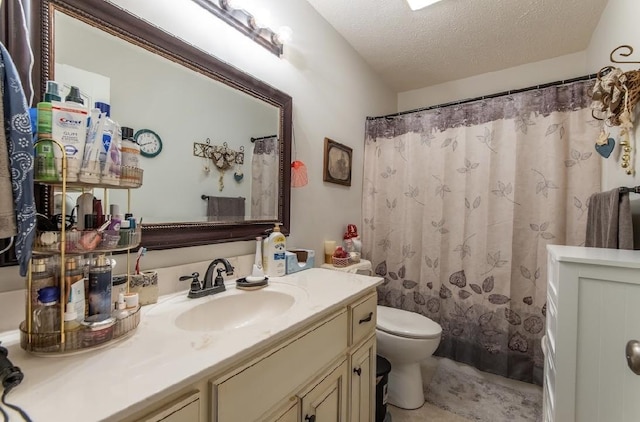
193,138,245,190
323,138,352,186
591,45,640,175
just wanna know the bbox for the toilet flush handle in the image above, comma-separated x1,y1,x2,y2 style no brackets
626,340,640,375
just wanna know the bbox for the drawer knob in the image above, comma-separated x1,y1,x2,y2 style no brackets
626,340,640,375
353,367,362,376
305,415,316,422
359,312,373,324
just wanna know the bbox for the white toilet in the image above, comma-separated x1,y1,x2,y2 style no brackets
376,305,442,409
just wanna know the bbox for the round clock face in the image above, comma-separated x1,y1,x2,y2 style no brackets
135,129,163,158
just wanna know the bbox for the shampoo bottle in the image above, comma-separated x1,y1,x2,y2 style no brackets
263,223,286,277
35,81,61,181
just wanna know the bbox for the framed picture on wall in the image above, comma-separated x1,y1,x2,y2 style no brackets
323,138,352,186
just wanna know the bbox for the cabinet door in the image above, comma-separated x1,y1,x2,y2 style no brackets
349,336,376,422
269,402,299,422
301,361,348,422
141,392,200,422
574,274,640,422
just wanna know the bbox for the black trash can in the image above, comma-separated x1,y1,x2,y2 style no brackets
376,355,392,422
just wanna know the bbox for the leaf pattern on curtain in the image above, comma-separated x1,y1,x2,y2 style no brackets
363,80,601,385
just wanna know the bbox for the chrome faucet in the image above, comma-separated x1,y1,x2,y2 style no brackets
180,258,234,299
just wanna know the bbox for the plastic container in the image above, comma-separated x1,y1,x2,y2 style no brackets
87,254,112,320
376,355,392,422
29,257,55,309
120,126,141,185
263,223,286,277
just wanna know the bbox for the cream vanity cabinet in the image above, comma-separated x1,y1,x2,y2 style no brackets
544,246,640,422
211,291,377,422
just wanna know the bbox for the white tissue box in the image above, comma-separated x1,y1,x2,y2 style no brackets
285,249,315,274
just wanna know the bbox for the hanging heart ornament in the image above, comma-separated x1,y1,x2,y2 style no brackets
234,171,244,182
595,137,615,158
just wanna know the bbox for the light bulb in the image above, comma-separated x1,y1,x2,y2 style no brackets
252,8,271,28
276,26,293,44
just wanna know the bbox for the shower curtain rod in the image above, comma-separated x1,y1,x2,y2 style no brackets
250,134,277,142
368,73,598,120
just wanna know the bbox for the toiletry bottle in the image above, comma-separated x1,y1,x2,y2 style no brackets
87,254,112,321
263,223,286,277
35,81,61,181
108,204,121,232
79,106,105,183
94,198,105,227
76,192,94,230
51,85,89,182
64,256,84,305
118,219,132,247
120,126,140,183
112,293,129,320
33,286,61,333
36,80,61,138
64,301,82,332
30,258,55,309
94,102,120,185
111,275,128,311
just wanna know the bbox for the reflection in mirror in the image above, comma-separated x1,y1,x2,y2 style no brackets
54,12,280,224
30,0,292,250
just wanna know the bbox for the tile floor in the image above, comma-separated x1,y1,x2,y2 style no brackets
386,357,542,422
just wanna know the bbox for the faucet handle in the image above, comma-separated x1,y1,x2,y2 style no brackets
214,268,225,287
180,272,202,292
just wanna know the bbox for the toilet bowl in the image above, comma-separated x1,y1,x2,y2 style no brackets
376,305,442,410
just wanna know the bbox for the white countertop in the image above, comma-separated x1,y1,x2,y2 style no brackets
0,268,382,422
547,245,640,268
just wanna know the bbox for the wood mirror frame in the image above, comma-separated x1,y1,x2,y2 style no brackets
21,0,292,251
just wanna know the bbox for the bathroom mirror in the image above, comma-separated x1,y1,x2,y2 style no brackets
25,0,292,249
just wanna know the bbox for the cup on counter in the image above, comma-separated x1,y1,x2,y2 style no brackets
128,270,159,305
324,240,336,264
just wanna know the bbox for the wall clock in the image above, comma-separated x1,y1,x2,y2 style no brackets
135,129,163,158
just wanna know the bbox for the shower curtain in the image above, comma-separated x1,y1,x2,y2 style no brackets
363,80,601,384
251,136,279,220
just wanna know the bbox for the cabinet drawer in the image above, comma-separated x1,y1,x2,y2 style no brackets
214,310,348,422
350,293,377,346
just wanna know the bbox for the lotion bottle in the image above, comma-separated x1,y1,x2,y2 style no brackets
263,223,286,277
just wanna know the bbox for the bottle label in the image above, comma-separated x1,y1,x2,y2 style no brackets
274,252,286,260
88,269,112,317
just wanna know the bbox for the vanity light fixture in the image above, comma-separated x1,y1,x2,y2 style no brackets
405,0,444,11
191,0,285,56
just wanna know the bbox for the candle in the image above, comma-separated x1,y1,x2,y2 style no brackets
324,240,336,264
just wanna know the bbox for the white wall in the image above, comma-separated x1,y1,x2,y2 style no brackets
0,0,396,296
398,52,588,112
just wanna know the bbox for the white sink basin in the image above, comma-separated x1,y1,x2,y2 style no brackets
174,290,295,332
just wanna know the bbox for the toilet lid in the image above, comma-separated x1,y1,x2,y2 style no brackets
376,306,442,339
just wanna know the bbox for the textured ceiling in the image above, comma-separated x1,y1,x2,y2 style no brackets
305,0,609,92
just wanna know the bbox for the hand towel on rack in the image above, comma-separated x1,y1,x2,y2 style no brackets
585,188,633,249
206,196,245,222
0,82,17,239
1,42,35,275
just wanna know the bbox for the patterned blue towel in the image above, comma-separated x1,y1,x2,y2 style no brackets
1,42,35,276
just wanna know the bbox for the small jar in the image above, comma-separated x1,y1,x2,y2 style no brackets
111,275,128,311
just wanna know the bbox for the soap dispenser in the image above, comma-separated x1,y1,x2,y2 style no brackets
263,223,286,277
